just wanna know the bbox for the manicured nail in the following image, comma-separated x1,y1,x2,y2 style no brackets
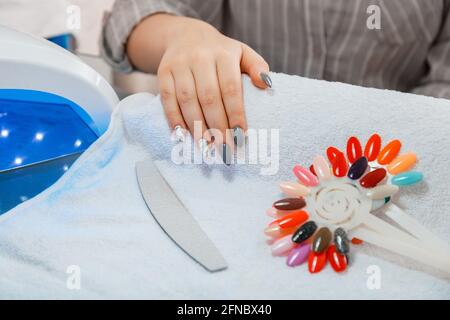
221,143,232,166
260,72,272,88
233,126,245,147
198,138,209,159
171,125,186,142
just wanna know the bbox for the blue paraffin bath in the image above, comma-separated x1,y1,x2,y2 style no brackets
0,89,99,214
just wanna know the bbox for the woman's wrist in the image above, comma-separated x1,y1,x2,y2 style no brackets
127,13,215,73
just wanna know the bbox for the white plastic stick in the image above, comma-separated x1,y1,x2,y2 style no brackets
386,203,450,252
351,227,450,275
363,213,422,246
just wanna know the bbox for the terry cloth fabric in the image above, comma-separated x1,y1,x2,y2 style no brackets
0,73,449,299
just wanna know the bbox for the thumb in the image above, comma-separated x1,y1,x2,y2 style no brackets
240,43,271,89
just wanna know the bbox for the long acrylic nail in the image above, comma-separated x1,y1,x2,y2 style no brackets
260,72,272,88
221,143,232,166
198,138,209,159
171,125,186,142
233,126,245,147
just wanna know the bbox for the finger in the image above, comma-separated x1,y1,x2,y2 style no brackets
217,51,247,146
191,57,233,147
171,66,210,143
240,43,271,89
158,67,187,132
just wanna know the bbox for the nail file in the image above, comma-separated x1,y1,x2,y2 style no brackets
135,160,228,272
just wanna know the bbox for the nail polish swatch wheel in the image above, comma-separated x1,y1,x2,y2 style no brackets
267,133,450,275
305,176,450,274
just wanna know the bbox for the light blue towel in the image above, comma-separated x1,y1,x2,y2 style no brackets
0,73,449,299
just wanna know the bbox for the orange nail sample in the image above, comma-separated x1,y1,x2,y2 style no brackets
331,152,348,177
377,139,401,165
387,152,417,175
346,136,363,163
273,210,309,229
264,223,297,238
364,133,382,161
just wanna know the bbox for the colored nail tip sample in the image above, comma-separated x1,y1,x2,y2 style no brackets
346,136,363,163
360,168,387,188
313,155,331,180
265,222,297,238
233,126,245,147
331,152,348,177
271,235,295,256
387,152,417,175
351,237,363,245
347,156,368,180
308,251,327,273
377,139,402,165
286,243,311,267
391,171,423,186
326,146,342,163
312,227,332,253
280,182,311,197
366,184,399,200
292,221,317,244
327,245,348,273
221,143,232,166
264,224,281,237
273,198,306,211
293,165,319,187
364,133,382,161
334,228,350,254
260,72,272,88
273,210,309,229
309,165,317,176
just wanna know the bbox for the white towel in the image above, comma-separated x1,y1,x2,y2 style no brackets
1,73,449,299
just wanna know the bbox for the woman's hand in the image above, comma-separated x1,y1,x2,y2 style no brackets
127,14,271,163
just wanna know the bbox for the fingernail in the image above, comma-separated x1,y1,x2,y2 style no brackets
260,72,272,88
221,143,232,166
171,125,186,142
198,138,209,159
233,126,245,147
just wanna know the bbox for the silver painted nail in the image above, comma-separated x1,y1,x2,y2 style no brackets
198,138,209,159
260,72,272,88
233,127,245,147
221,143,232,166
171,125,186,142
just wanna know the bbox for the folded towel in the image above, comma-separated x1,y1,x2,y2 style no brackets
0,73,449,299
